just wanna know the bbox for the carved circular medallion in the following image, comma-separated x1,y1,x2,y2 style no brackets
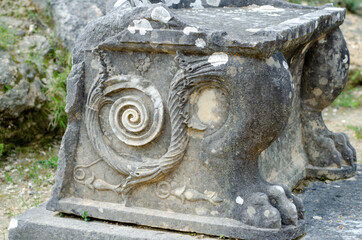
106,76,164,146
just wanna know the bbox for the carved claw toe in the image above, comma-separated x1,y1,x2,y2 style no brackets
240,192,281,229
304,127,356,168
266,185,298,226
332,132,356,165
238,185,301,229
280,184,304,220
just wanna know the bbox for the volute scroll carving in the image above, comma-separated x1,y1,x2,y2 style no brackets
107,78,164,147
74,51,226,201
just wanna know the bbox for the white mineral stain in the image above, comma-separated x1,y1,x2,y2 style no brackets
227,66,237,77
285,18,308,25
91,5,104,17
184,191,194,199
197,89,220,123
208,52,228,67
250,5,285,13
195,38,206,48
151,7,171,24
164,0,181,6
274,185,285,193
264,210,270,217
245,28,260,33
183,26,198,35
313,216,323,220
206,0,220,7
211,210,219,215
325,7,341,11
318,36,328,45
98,208,104,213
236,196,244,205
319,77,328,85
247,206,256,216
232,17,241,20
343,54,348,63
195,207,208,215
266,57,281,68
313,88,323,96
283,61,289,69
127,19,153,35
289,92,292,99
8,218,18,230
114,0,127,7
190,0,204,9
312,151,320,159
91,59,99,70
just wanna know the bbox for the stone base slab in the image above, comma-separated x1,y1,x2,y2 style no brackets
8,204,213,240
306,164,357,180
9,203,305,240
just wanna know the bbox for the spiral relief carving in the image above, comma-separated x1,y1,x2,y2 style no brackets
108,85,163,146
74,51,225,202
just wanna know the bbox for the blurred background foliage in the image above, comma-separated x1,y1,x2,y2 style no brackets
0,0,70,159
287,0,362,13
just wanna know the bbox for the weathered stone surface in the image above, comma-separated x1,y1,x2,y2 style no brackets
50,0,111,50
18,34,51,56
0,51,19,89
9,204,215,240
14,0,353,239
0,50,47,143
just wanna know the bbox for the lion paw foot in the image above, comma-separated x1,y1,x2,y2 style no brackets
306,130,356,167
238,185,303,229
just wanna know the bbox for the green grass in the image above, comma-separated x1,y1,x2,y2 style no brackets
5,172,13,183
340,0,362,12
348,69,362,86
45,36,71,130
332,88,362,108
38,156,58,170
2,153,58,185
0,144,4,160
347,125,362,139
82,211,90,222
20,33,71,132
0,23,17,50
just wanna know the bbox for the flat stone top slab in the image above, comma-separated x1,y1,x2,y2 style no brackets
174,5,315,40
96,3,346,57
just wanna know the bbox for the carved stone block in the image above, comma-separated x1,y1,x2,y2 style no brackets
44,1,355,239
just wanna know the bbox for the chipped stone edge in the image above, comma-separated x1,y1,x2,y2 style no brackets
306,164,357,180
257,7,346,44
52,197,306,239
97,4,347,58
8,204,210,240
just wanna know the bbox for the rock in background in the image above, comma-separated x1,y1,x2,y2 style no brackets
0,0,69,155
33,0,118,50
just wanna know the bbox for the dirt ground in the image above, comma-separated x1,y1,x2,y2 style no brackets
0,9,361,240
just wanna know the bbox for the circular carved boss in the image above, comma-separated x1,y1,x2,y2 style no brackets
105,75,164,146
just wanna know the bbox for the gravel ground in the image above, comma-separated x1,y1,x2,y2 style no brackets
299,164,362,240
